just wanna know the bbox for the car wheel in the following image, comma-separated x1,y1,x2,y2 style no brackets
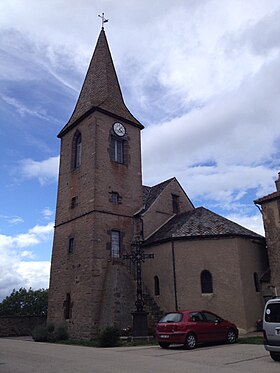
159,342,170,349
270,352,280,362
184,333,197,349
227,329,237,344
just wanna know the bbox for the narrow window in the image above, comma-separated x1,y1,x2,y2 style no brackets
254,272,260,292
71,196,77,209
201,270,213,294
73,132,82,168
172,194,179,214
68,238,74,254
154,275,160,296
111,230,120,258
113,138,124,163
111,192,119,204
64,293,72,319
110,134,128,165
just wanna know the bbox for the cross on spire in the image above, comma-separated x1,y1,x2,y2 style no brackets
98,12,109,29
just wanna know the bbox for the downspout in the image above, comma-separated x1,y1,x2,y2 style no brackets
171,239,178,311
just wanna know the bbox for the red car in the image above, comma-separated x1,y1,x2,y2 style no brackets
156,310,238,349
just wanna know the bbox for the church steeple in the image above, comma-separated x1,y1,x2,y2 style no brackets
59,29,143,137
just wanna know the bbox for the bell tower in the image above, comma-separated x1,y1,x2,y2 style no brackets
48,29,144,339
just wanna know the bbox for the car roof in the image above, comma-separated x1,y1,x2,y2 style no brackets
266,298,280,304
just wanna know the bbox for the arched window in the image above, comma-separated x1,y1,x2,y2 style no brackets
154,275,160,296
73,131,82,169
201,270,213,294
254,272,260,292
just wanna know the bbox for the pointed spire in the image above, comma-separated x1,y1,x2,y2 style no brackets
59,30,143,137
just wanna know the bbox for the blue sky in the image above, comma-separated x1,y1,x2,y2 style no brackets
1,0,280,300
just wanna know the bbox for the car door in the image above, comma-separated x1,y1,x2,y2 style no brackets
189,311,215,342
201,311,227,341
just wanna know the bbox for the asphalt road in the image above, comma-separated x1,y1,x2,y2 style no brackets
0,338,279,373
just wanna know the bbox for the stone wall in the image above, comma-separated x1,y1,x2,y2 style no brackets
0,315,46,337
261,200,280,293
142,236,266,331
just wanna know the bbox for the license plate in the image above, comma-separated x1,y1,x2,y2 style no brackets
160,335,169,339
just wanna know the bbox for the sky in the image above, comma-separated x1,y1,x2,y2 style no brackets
0,0,280,300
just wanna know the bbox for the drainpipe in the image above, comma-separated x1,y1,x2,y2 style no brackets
171,239,178,310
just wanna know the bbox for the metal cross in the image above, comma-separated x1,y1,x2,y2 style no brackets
98,12,109,29
123,239,154,312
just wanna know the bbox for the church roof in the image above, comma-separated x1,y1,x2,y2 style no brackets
59,29,143,137
142,178,175,212
254,190,280,204
144,206,264,245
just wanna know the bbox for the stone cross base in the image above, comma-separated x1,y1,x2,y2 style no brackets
131,311,149,336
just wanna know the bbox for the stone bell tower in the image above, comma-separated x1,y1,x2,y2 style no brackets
48,28,144,339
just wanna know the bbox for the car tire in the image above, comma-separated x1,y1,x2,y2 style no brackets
270,352,280,362
184,333,197,349
227,329,237,344
159,342,170,349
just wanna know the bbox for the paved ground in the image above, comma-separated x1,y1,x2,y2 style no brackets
0,337,279,373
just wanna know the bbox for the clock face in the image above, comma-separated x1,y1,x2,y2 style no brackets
113,122,126,137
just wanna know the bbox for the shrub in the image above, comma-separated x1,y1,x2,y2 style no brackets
54,324,69,341
98,326,120,347
47,322,55,333
32,323,68,342
32,324,48,342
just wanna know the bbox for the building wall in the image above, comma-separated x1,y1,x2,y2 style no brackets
261,200,280,294
142,179,194,239
48,110,143,339
143,236,266,331
238,237,268,330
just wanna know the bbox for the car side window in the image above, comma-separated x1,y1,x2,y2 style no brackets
202,312,222,322
190,312,204,322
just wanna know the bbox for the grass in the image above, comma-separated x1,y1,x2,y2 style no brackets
238,336,264,345
57,338,157,348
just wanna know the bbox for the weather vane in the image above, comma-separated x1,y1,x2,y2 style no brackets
98,12,109,29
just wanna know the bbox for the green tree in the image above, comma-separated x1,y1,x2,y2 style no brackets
0,288,48,316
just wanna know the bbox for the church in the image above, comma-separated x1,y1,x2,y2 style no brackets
48,27,269,339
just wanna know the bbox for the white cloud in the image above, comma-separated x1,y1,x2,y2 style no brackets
225,213,264,236
17,262,50,290
42,207,53,220
0,94,62,124
21,250,35,259
0,215,24,225
20,156,59,185
0,222,53,299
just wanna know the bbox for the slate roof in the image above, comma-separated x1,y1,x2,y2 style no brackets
144,206,264,245
59,29,143,137
142,178,174,212
254,190,280,204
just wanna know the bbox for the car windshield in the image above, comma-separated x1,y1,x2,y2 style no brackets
265,302,280,323
159,313,183,323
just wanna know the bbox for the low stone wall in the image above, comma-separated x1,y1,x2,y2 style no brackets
0,315,47,337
